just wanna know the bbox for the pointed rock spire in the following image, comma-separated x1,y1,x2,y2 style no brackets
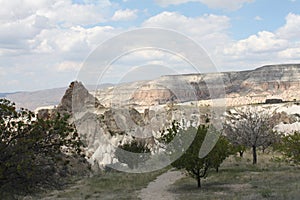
57,81,104,115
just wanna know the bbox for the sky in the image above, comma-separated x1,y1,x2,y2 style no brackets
0,0,300,92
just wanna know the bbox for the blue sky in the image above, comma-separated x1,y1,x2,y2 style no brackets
0,0,300,92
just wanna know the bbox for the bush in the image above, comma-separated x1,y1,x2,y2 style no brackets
279,131,300,163
115,140,151,169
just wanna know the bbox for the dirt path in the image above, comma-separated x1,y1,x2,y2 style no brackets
138,169,185,200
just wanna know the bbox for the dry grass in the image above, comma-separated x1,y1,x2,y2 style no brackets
37,167,169,200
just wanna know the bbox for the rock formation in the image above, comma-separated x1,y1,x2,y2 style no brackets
95,64,300,107
55,81,169,168
57,81,104,115
35,64,300,169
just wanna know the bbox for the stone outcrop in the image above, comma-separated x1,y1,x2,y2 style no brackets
57,81,104,115
56,81,163,167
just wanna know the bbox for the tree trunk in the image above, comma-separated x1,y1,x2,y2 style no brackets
216,167,219,173
197,175,201,188
239,151,244,158
252,145,257,164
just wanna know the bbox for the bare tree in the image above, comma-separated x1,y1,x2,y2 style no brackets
223,107,276,164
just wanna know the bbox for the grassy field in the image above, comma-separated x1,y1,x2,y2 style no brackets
37,167,168,200
170,151,300,200
29,151,300,200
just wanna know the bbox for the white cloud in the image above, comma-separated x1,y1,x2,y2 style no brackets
141,12,231,72
30,25,118,61
279,46,300,59
0,0,111,27
0,15,49,51
114,49,185,67
56,61,81,72
220,13,300,69
154,0,254,11
143,11,230,34
41,1,110,27
0,0,50,22
224,31,288,55
96,12,230,74
7,80,20,86
0,67,6,77
100,50,196,84
254,16,263,21
0,0,113,52
0,0,120,91
112,9,138,21
143,12,230,51
277,13,300,40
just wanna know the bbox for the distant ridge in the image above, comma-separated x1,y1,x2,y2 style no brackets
0,92,18,98
3,84,113,110
95,63,300,107
3,64,300,110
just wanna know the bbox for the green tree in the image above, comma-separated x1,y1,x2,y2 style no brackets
171,125,232,188
115,140,151,169
209,135,234,172
279,131,300,163
231,144,247,158
0,99,85,195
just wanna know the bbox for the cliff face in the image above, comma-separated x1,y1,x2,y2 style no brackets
95,64,300,107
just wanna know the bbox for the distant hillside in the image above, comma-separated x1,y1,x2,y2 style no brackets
0,92,18,98
5,87,67,111
3,84,113,111
95,64,300,107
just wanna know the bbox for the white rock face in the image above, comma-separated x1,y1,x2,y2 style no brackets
274,122,300,134
277,104,300,115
